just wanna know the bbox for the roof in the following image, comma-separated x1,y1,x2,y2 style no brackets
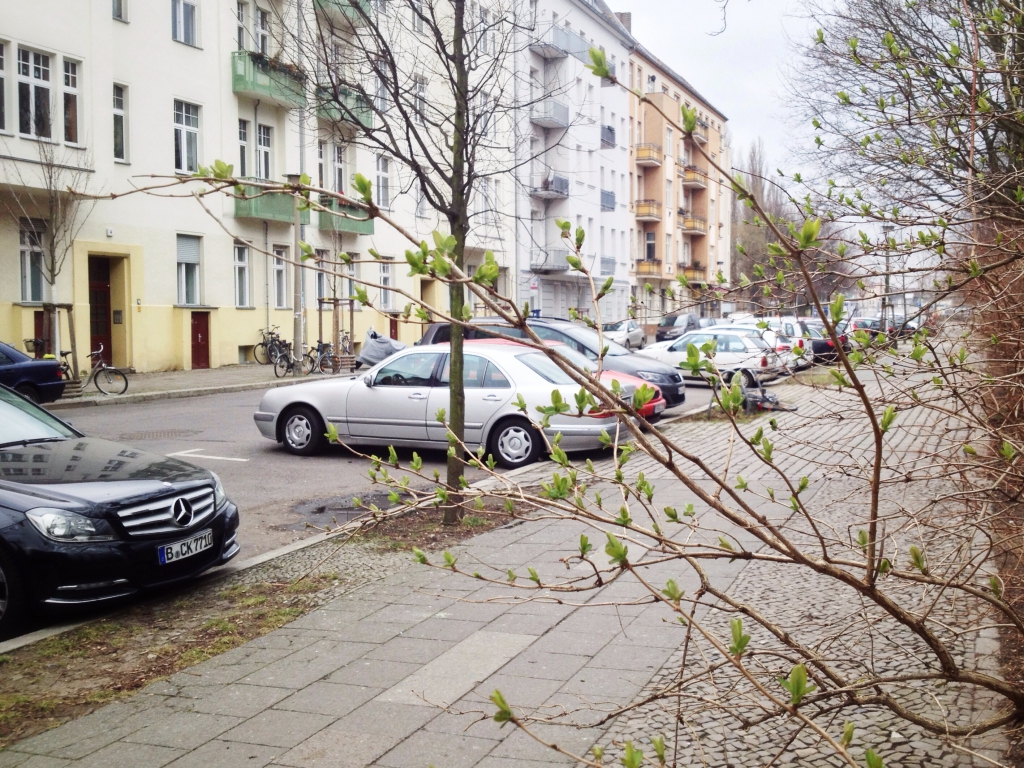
570,0,637,47
632,41,727,122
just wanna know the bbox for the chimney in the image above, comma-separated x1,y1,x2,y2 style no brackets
615,11,631,32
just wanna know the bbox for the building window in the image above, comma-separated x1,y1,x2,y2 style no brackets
273,249,288,308
334,145,345,192
20,224,45,303
255,8,270,54
113,0,127,20
173,100,199,173
374,71,390,112
411,0,425,33
645,231,656,261
236,2,246,49
346,259,359,300
113,84,127,160
62,60,79,144
176,234,201,306
317,141,325,188
415,184,428,218
379,259,392,309
172,0,198,46
413,76,426,125
234,244,250,307
315,249,330,300
17,49,52,139
375,155,390,209
256,124,271,179
238,119,248,176
0,44,6,132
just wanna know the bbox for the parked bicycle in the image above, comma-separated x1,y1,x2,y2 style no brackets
254,325,286,365
273,342,314,378
339,330,353,356
309,341,343,374
60,345,129,395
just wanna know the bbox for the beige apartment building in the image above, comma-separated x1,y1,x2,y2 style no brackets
616,16,731,329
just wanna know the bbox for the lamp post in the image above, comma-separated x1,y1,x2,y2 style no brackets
286,173,303,376
881,224,894,330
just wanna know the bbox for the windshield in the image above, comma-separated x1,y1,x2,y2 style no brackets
0,388,78,446
658,314,687,327
550,345,597,373
560,325,631,356
516,353,577,385
601,321,625,332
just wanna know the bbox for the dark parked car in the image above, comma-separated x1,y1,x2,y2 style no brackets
801,324,851,363
0,342,65,403
0,386,240,637
655,312,700,342
418,317,687,405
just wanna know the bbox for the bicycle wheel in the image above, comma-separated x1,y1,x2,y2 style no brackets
268,341,285,364
254,342,270,365
323,354,343,374
274,358,291,378
95,367,128,395
301,354,316,375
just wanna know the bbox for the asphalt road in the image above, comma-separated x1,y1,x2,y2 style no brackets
59,387,709,559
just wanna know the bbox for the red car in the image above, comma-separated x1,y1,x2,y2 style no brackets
464,338,667,421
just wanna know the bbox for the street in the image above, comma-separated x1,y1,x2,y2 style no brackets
58,386,710,559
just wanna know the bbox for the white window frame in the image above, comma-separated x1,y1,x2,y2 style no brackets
255,7,270,55
17,48,52,139
176,234,201,306
113,84,127,161
256,123,271,179
375,154,390,209
173,99,199,173
20,225,45,303
62,60,79,145
236,2,247,49
171,0,199,46
334,145,345,192
233,244,250,307
346,259,359,304
411,0,425,33
379,258,392,310
315,249,331,300
273,249,288,309
374,71,389,112
415,184,428,218
0,44,6,133
317,141,325,188
413,76,426,125
238,119,248,176
113,0,128,21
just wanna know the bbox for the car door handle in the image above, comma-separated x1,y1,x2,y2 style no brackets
482,394,502,401
408,392,427,400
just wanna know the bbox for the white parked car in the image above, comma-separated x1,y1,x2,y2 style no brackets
600,319,646,350
727,321,812,370
636,329,784,387
253,343,629,468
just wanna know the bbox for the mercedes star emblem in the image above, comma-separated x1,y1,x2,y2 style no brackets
171,497,194,527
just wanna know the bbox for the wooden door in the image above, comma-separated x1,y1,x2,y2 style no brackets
389,314,398,340
191,312,210,369
88,257,113,364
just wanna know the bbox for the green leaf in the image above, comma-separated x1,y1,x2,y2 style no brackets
412,548,429,564
443,550,457,569
729,617,750,657
857,529,869,553
680,105,697,133
351,173,373,203
579,534,594,557
490,689,513,725
664,506,679,522
662,579,683,604
879,405,896,432
989,575,1003,599
841,722,855,748
652,734,667,764
778,663,817,705
735,476,748,490
325,422,339,444
584,46,610,79
864,749,885,768
604,532,628,566
909,545,928,574
621,742,644,768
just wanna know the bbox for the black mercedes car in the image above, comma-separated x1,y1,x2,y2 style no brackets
0,386,240,637
0,341,65,403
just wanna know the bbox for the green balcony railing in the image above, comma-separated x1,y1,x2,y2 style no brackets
231,50,306,108
313,0,371,26
234,180,311,224
315,85,375,130
318,196,374,234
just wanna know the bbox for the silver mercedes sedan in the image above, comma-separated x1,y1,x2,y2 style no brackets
253,342,633,469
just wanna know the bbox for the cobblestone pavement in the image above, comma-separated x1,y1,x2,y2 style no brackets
1,378,1012,766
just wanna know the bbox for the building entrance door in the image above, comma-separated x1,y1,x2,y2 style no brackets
191,312,210,369
88,257,113,364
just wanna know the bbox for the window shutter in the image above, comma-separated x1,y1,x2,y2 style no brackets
176,234,201,263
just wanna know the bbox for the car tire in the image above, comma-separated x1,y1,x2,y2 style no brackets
0,545,27,641
739,370,757,389
488,417,542,469
13,384,40,403
280,405,326,456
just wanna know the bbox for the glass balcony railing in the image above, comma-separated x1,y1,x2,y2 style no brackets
530,99,570,129
317,196,374,234
601,124,615,148
313,0,371,27
530,248,571,273
529,173,570,199
231,51,306,108
234,179,311,224
600,257,616,275
600,189,616,211
315,85,374,129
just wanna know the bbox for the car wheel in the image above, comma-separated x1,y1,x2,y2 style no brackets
488,417,541,469
740,370,758,389
14,384,40,403
0,546,26,640
280,406,326,456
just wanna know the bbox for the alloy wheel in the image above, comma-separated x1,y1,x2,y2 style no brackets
285,414,312,449
497,426,533,464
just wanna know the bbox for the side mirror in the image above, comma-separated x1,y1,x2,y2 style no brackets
363,374,373,387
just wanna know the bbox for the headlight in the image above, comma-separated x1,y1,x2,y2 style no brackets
211,472,227,508
636,371,670,383
26,508,116,543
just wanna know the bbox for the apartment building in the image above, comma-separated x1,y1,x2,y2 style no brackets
0,0,517,373
515,0,633,323
618,21,732,329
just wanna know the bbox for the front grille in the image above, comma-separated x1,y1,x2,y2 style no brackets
670,373,683,383
115,485,216,538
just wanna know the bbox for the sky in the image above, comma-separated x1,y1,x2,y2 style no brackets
613,0,804,173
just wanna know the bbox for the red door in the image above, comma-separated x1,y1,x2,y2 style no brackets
191,312,210,369
389,315,399,340
88,257,113,364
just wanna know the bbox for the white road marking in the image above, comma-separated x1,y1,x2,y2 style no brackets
167,448,249,462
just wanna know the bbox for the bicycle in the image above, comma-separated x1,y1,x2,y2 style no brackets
61,345,129,395
254,326,285,365
339,330,353,356
309,341,343,374
273,342,314,378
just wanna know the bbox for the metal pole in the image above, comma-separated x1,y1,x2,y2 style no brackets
881,224,893,329
287,173,303,375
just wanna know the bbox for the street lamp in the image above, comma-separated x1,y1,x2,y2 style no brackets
881,223,894,328
285,173,303,376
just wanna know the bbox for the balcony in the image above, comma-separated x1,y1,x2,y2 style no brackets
313,0,371,27
636,259,662,276
529,26,571,59
234,180,311,224
635,199,662,221
529,173,570,200
231,51,306,109
680,166,708,189
680,215,707,235
530,99,570,129
635,143,662,167
600,189,616,211
601,124,615,149
318,196,374,234
315,85,374,130
530,248,571,273
600,257,616,275
678,263,706,282
692,119,709,144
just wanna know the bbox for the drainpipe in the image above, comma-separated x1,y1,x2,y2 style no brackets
296,0,307,347
264,220,270,330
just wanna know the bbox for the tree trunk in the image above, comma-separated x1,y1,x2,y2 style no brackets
49,281,61,360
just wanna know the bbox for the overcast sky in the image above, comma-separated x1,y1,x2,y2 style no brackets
613,0,804,173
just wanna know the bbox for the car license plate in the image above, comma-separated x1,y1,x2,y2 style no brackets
654,402,666,414
158,530,213,565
